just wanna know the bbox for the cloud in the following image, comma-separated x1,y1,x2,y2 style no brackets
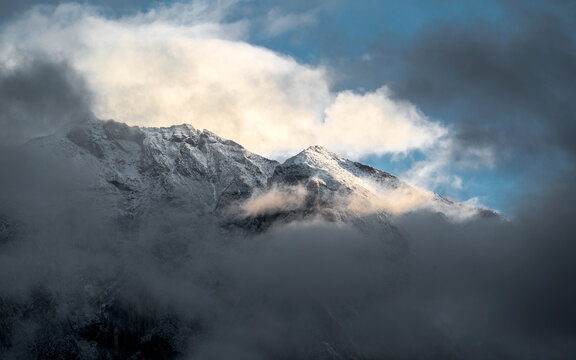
240,184,307,216
378,1,576,164
236,173,485,222
400,137,497,196
346,182,434,215
239,180,433,217
0,2,574,359
0,59,94,145
328,1,576,203
1,144,574,359
323,87,446,157
0,2,575,359
260,8,316,37
0,2,446,157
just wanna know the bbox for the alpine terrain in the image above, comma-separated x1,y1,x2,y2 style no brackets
0,119,497,360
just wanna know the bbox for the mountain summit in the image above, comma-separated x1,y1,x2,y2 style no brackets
25,119,493,234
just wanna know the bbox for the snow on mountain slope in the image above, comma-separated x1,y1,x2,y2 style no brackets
27,120,277,227
244,145,496,225
26,119,494,233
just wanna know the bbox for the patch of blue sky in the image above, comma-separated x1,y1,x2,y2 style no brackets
244,0,504,65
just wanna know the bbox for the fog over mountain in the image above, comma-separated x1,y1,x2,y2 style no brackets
0,118,574,359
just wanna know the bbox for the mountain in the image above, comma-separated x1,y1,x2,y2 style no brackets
0,119,498,360
24,119,493,234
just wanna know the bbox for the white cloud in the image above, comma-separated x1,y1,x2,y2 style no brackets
0,2,446,159
323,87,446,157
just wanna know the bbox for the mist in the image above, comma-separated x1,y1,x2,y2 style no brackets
1,135,575,359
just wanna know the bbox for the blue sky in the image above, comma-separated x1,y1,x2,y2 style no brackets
244,0,504,65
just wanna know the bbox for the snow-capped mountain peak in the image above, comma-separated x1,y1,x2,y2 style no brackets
27,119,494,230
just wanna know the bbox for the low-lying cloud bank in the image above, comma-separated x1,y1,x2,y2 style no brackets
0,148,575,359
0,2,445,158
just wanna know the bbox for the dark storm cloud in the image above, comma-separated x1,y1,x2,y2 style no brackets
338,1,576,170
393,2,576,162
390,176,576,359
0,59,94,146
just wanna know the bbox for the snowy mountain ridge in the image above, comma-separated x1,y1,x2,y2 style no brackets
28,119,494,231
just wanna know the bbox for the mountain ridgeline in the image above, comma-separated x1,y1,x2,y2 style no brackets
32,119,494,231
0,119,499,360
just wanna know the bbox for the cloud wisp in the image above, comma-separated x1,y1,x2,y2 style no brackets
240,184,308,216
